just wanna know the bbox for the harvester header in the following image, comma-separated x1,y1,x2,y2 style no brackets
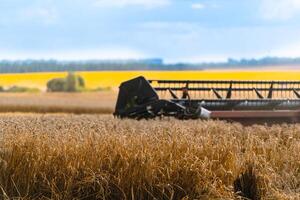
114,76,300,124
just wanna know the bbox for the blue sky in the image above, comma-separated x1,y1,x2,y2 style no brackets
1,0,300,63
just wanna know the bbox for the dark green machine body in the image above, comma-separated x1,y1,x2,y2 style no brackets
114,76,210,119
115,76,300,122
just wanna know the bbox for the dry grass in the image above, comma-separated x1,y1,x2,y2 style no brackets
0,114,299,199
0,92,116,114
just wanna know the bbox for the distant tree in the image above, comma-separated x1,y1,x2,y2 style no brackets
47,78,66,92
77,75,85,88
47,72,86,92
65,72,77,92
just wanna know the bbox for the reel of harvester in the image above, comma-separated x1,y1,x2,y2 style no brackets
114,76,300,124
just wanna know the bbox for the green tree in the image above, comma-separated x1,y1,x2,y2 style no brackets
47,78,66,92
77,75,85,88
46,72,86,92
65,72,77,92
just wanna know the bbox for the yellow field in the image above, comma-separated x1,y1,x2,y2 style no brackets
2,71,300,90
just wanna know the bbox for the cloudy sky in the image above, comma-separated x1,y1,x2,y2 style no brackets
1,0,300,63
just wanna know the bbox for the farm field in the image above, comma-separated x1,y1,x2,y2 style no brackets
0,92,116,114
0,71,299,200
0,114,299,199
2,70,300,90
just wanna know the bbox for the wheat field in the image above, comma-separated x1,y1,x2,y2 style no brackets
0,71,299,200
2,71,300,90
0,92,116,114
0,114,299,199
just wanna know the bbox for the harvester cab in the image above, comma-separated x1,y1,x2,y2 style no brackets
114,76,211,119
115,76,300,123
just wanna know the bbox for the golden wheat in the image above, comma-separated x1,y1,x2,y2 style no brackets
0,92,116,114
0,114,299,199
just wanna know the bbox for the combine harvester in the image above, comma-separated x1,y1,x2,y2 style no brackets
114,76,300,124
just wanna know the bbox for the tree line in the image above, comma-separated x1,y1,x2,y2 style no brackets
0,57,300,73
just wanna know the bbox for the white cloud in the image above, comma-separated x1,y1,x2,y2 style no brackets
260,0,300,20
140,21,201,32
166,55,227,64
20,6,58,24
139,21,300,62
0,48,147,60
94,0,171,8
269,41,300,57
191,3,205,10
